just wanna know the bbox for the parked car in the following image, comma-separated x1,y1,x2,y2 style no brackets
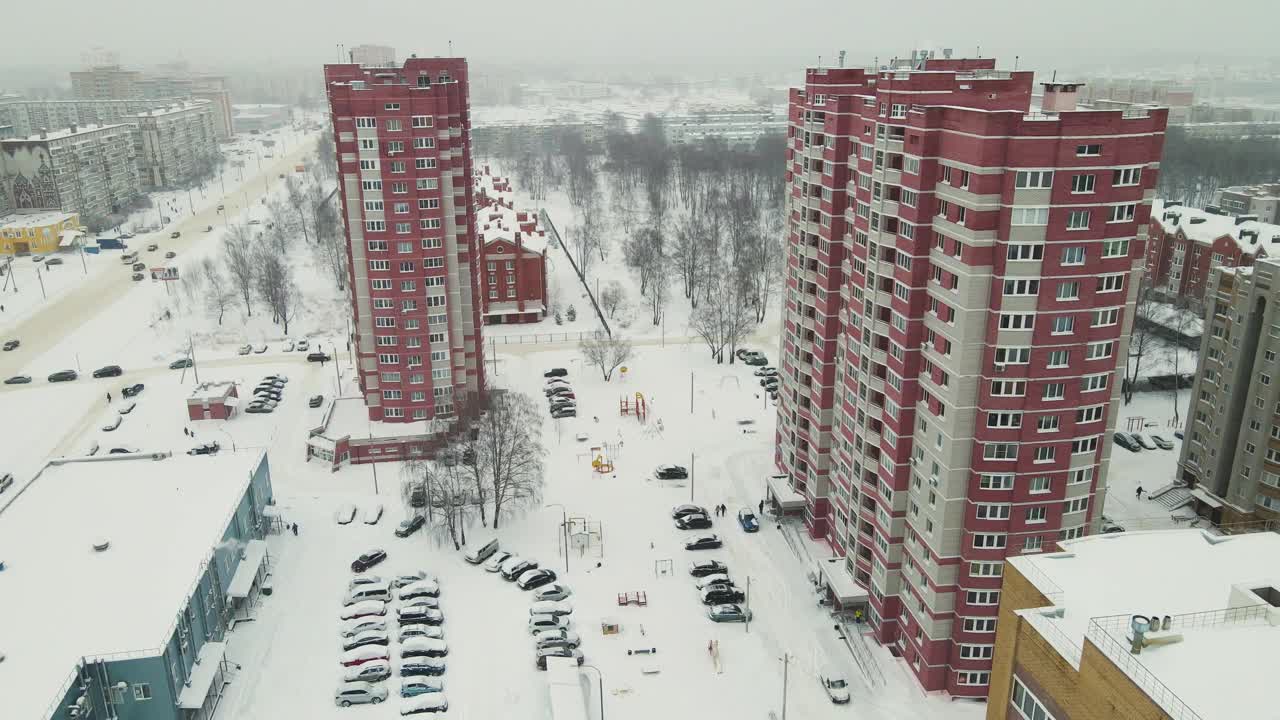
396,515,426,538
131,262,146,271
339,646,389,667
392,572,433,588
399,694,449,715
529,600,573,617
398,660,446,678
187,442,220,456
536,636,581,652
146,243,159,251
1113,432,1140,452
685,535,722,551
118,401,137,415
336,504,357,524
707,603,752,623
820,673,851,704
533,584,572,602
283,339,295,352
3,375,32,384
398,624,444,642
349,575,387,590
363,504,384,525
351,548,388,572
701,585,745,605
101,415,122,431
544,378,570,388
1150,434,1175,450
671,504,708,519
85,440,100,456
737,509,760,533
1135,433,1158,451
339,601,387,621
657,465,689,480
340,617,387,638
131,273,144,281
168,358,193,369
108,446,139,454
482,551,513,573
759,376,779,388
532,627,581,645
1174,430,1185,440
399,679,444,698
536,647,584,670
544,368,568,378
309,394,324,408
48,369,78,382
398,580,441,600
344,586,391,606
334,681,388,707
675,513,712,530
753,366,778,377
44,257,63,266
529,614,570,633
743,353,769,366
307,351,332,362
296,339,310,351
92,365,123,378
400,637,448,659
735,348,753,360
695,573,732,591
341,630,390,652
0,473,13,494
170,231,181,239
3,339,19,351
254,389,283,401
398,604,444,625
253,344,267,353
122,383,145,397
1101,517,1126,534
342,660,390,683
237,344,252,355
244,403,274,414
517,569,558,590
164,251,176,259
690,559,728,577
551,408,577,419
502,558,539,581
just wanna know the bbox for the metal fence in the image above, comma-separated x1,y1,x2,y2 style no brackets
487,331,594,346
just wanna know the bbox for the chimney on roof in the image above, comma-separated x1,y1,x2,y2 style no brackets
39,127,47,139
943,48,954,59
1040,82,1084,112
70,123,77,134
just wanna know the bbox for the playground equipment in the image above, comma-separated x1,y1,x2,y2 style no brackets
590,446,614,474
653,559,673,577
620,392,648,423
617,590,649,606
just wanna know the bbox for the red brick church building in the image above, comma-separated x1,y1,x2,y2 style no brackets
475,167,548,324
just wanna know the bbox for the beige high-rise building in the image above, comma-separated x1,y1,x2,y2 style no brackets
133,101,218,189
70,65,143,100
1178,256,1280,526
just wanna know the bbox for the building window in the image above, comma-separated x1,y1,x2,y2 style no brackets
412,115,433,128
1004,279,1039,296
1056,281,1079,301
1109,204,1136,223
1023,536,1043,553
1011,207,1049,226
1066,210,1091,230
1043,383,1065,400
1029,476,1051,494
976,503,1011,520
1007,244,1044,261
1096,274,1124,293
1014,170,1053,189
966,590,1001,605
1113,167,1142,186
1047,350,1069,368
979,474,1014,490
1092,308,1118,327
1101,239,1129,258
1070,174,1096,193
983,444,1017,461
1086,341,1113,360
958,671,991,686
959,645,994,660
133,684,153,701
1033,446,1056,464
995,347,1030,365
972,533,1006,549
1061,246,1086,265
1075,144,1102,157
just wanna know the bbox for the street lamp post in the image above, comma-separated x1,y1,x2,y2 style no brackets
581,664,605,720
545,503,570,574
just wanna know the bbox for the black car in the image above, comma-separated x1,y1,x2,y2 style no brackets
685,535,722,551
544,368,568,378
48,370,78,382
169,358,193,369
690,560,728,578
352,549,388,573
701,585,745,605
1113,432,1140,452
399,660,446,677
92,365,123,378
2,339,18,351
656,465,689,480
676,513,713,530
536,647,584,670
760,376,779,388
671,504,708,519
502,559,539,581
131,262,145,271
245,404,274,414
735,348,753,360
309,394,324,408
396,515,426,538
121,383,144,398
131,273,144,281
4,375,32,385
516,569,557,590
186,442,220,456
255,390,283,401
307,352,332,363
551,410,577,419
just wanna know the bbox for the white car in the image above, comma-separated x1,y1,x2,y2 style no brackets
499,555,526,576
695,573,732,591
529,600,573,617
101,415,122,432
398,595,440,610
534,584,572,602
342,630,390,652
363,503,384,525
820,673,851,704
253,343,267,353
399,678,444,697
340,617,387,638
483,551,512,572
85,440,100,456
335,680,388,707
392,571,434,588
398,624,444,642
398,579,440,600
118,401,137,415
336,504,357,524
340,600,387,620
532,627,580,645
296,339,310,351
342,659,390,683
237,344,252,355
529,614,570,633
283,339,295,351
348,575,386,590
400,637,448,658
400,694,448,715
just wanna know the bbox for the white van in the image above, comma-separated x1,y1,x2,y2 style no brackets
121,252,138,264
464,538,499,564
343,584,391,606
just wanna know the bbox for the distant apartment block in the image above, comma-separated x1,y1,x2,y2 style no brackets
0,123,141,224
69,63,234,139
1213,182,1280,224
133,101,219,189
1178,256,1280,525
988,529,1280,720
664,109,788,146
774,53,1167,697
232,104,291,134
350,44,396,67
70,64,143,100
1144,200,1280,302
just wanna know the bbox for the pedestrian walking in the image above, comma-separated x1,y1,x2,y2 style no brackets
291,523,299,536
758,499,765,515
106,392,112,402
1136,486,1145,499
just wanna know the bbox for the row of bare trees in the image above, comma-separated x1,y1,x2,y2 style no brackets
398,391,547,549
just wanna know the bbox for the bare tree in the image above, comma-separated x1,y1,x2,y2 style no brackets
223,223,256,317
401,458,471,550
690,295,728,361
254,250,301,334
1124,282,1161,404
200,257,232,325
580,331,633,381
285,176,312,244
568,208,601,279
623,227,664,296
600,280,627,319
309,185,346,291
473,391,546,528
314,134,336,178
647,259,669,326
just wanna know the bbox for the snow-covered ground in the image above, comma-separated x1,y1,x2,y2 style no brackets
1102,389,1193,531
472,85,783,129
211,339,984,720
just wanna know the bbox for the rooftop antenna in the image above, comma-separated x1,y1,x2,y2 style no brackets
817,55,822,69
1014,55,1019,71
448,40,453,56
976,45,981,58
1051,70,1058,82
838,50,846,68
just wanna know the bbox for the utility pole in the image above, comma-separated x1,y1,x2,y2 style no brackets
689,371,693,414
35,266,46,299
781,654,791,720
690,452,695,502
188,335,200,384
745,576,751,633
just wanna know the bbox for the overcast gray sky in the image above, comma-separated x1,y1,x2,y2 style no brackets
3,0,1276,73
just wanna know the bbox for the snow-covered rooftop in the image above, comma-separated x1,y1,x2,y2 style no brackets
1011,529,1280,720
475,168,548,254
2,122,131,143
0,211,76,229
1152,199,1280,254
188,380,237,401
0,451,265,720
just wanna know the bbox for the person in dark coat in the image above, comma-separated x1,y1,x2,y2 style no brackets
291,523,299,536
759,499,765,515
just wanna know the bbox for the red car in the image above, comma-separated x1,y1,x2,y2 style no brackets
340,646,389,667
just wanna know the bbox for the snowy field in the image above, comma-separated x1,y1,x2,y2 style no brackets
1102,389,1194,531
472,85,784,129
208,338,984,720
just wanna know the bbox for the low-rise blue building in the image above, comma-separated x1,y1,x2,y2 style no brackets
0,449,275,720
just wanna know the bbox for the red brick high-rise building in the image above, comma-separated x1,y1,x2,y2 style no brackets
773,52,1168,697
325,58,485,424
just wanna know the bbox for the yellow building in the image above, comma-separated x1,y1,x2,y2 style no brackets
0,211,80,255
989,529,1280,720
